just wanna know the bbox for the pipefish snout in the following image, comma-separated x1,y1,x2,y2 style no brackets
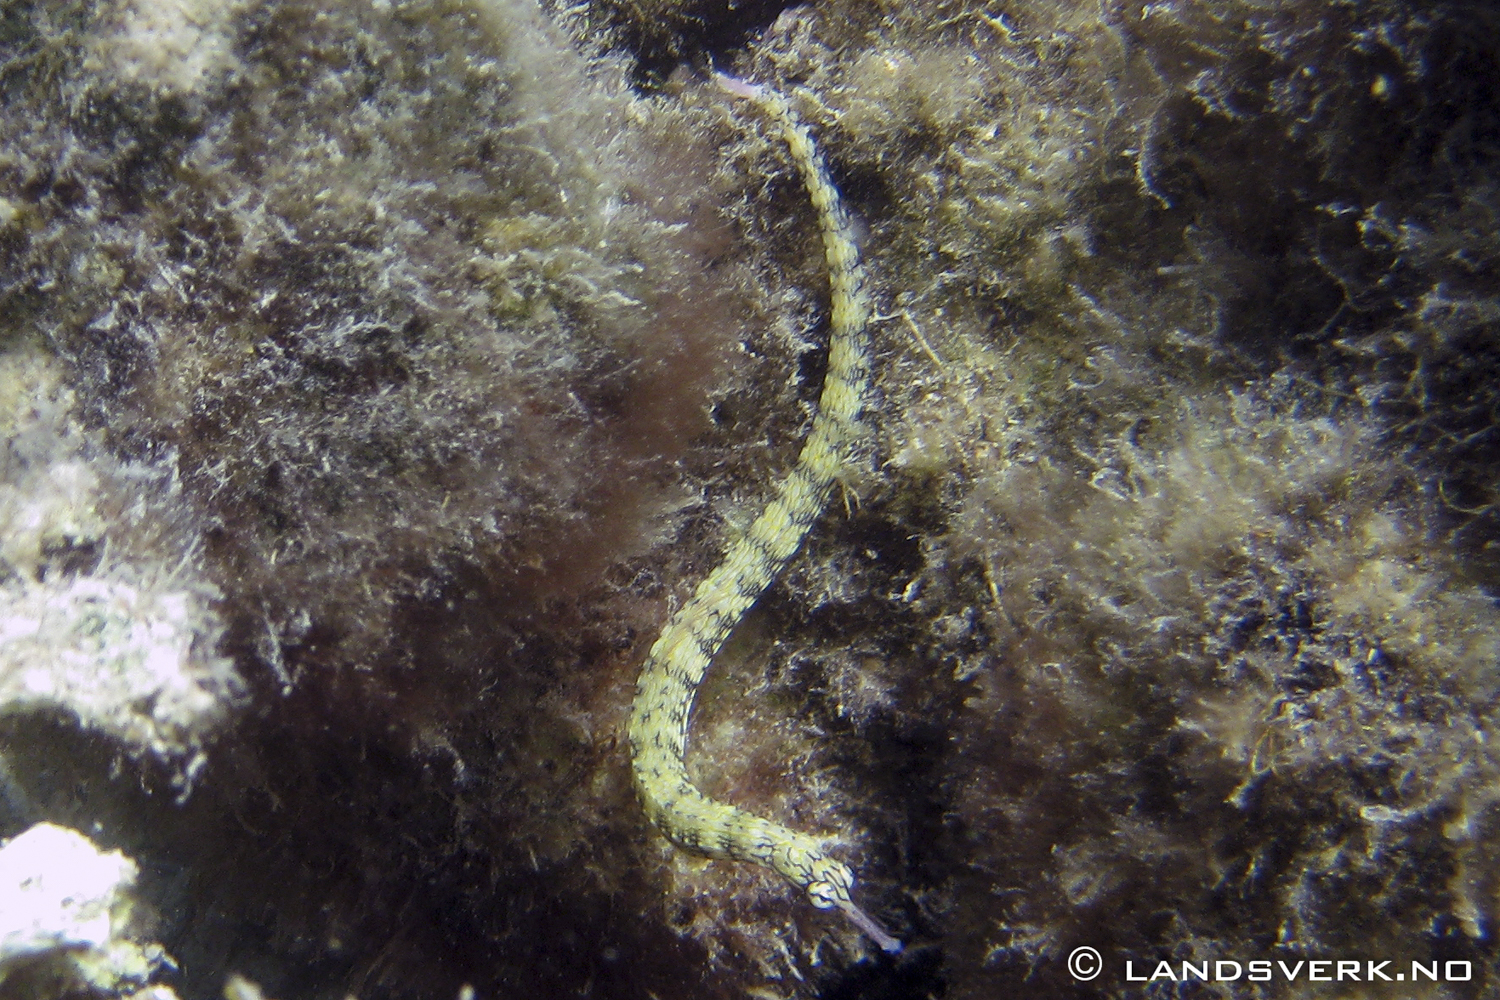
626,72,900,955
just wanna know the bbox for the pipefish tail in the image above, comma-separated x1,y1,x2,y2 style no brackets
626,72,901,955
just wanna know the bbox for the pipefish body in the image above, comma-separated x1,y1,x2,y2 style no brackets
626,73,901,955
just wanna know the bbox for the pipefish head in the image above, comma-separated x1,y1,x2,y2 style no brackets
806,856,904,955
804,854,854,909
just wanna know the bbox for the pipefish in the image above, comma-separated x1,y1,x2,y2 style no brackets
626,73,900,955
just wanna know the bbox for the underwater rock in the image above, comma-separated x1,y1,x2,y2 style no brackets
0,822,176,998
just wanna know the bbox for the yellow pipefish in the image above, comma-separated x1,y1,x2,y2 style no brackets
627,73,901,955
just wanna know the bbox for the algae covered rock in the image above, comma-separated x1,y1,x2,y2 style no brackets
0,822,176,998
0,0,1496,998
